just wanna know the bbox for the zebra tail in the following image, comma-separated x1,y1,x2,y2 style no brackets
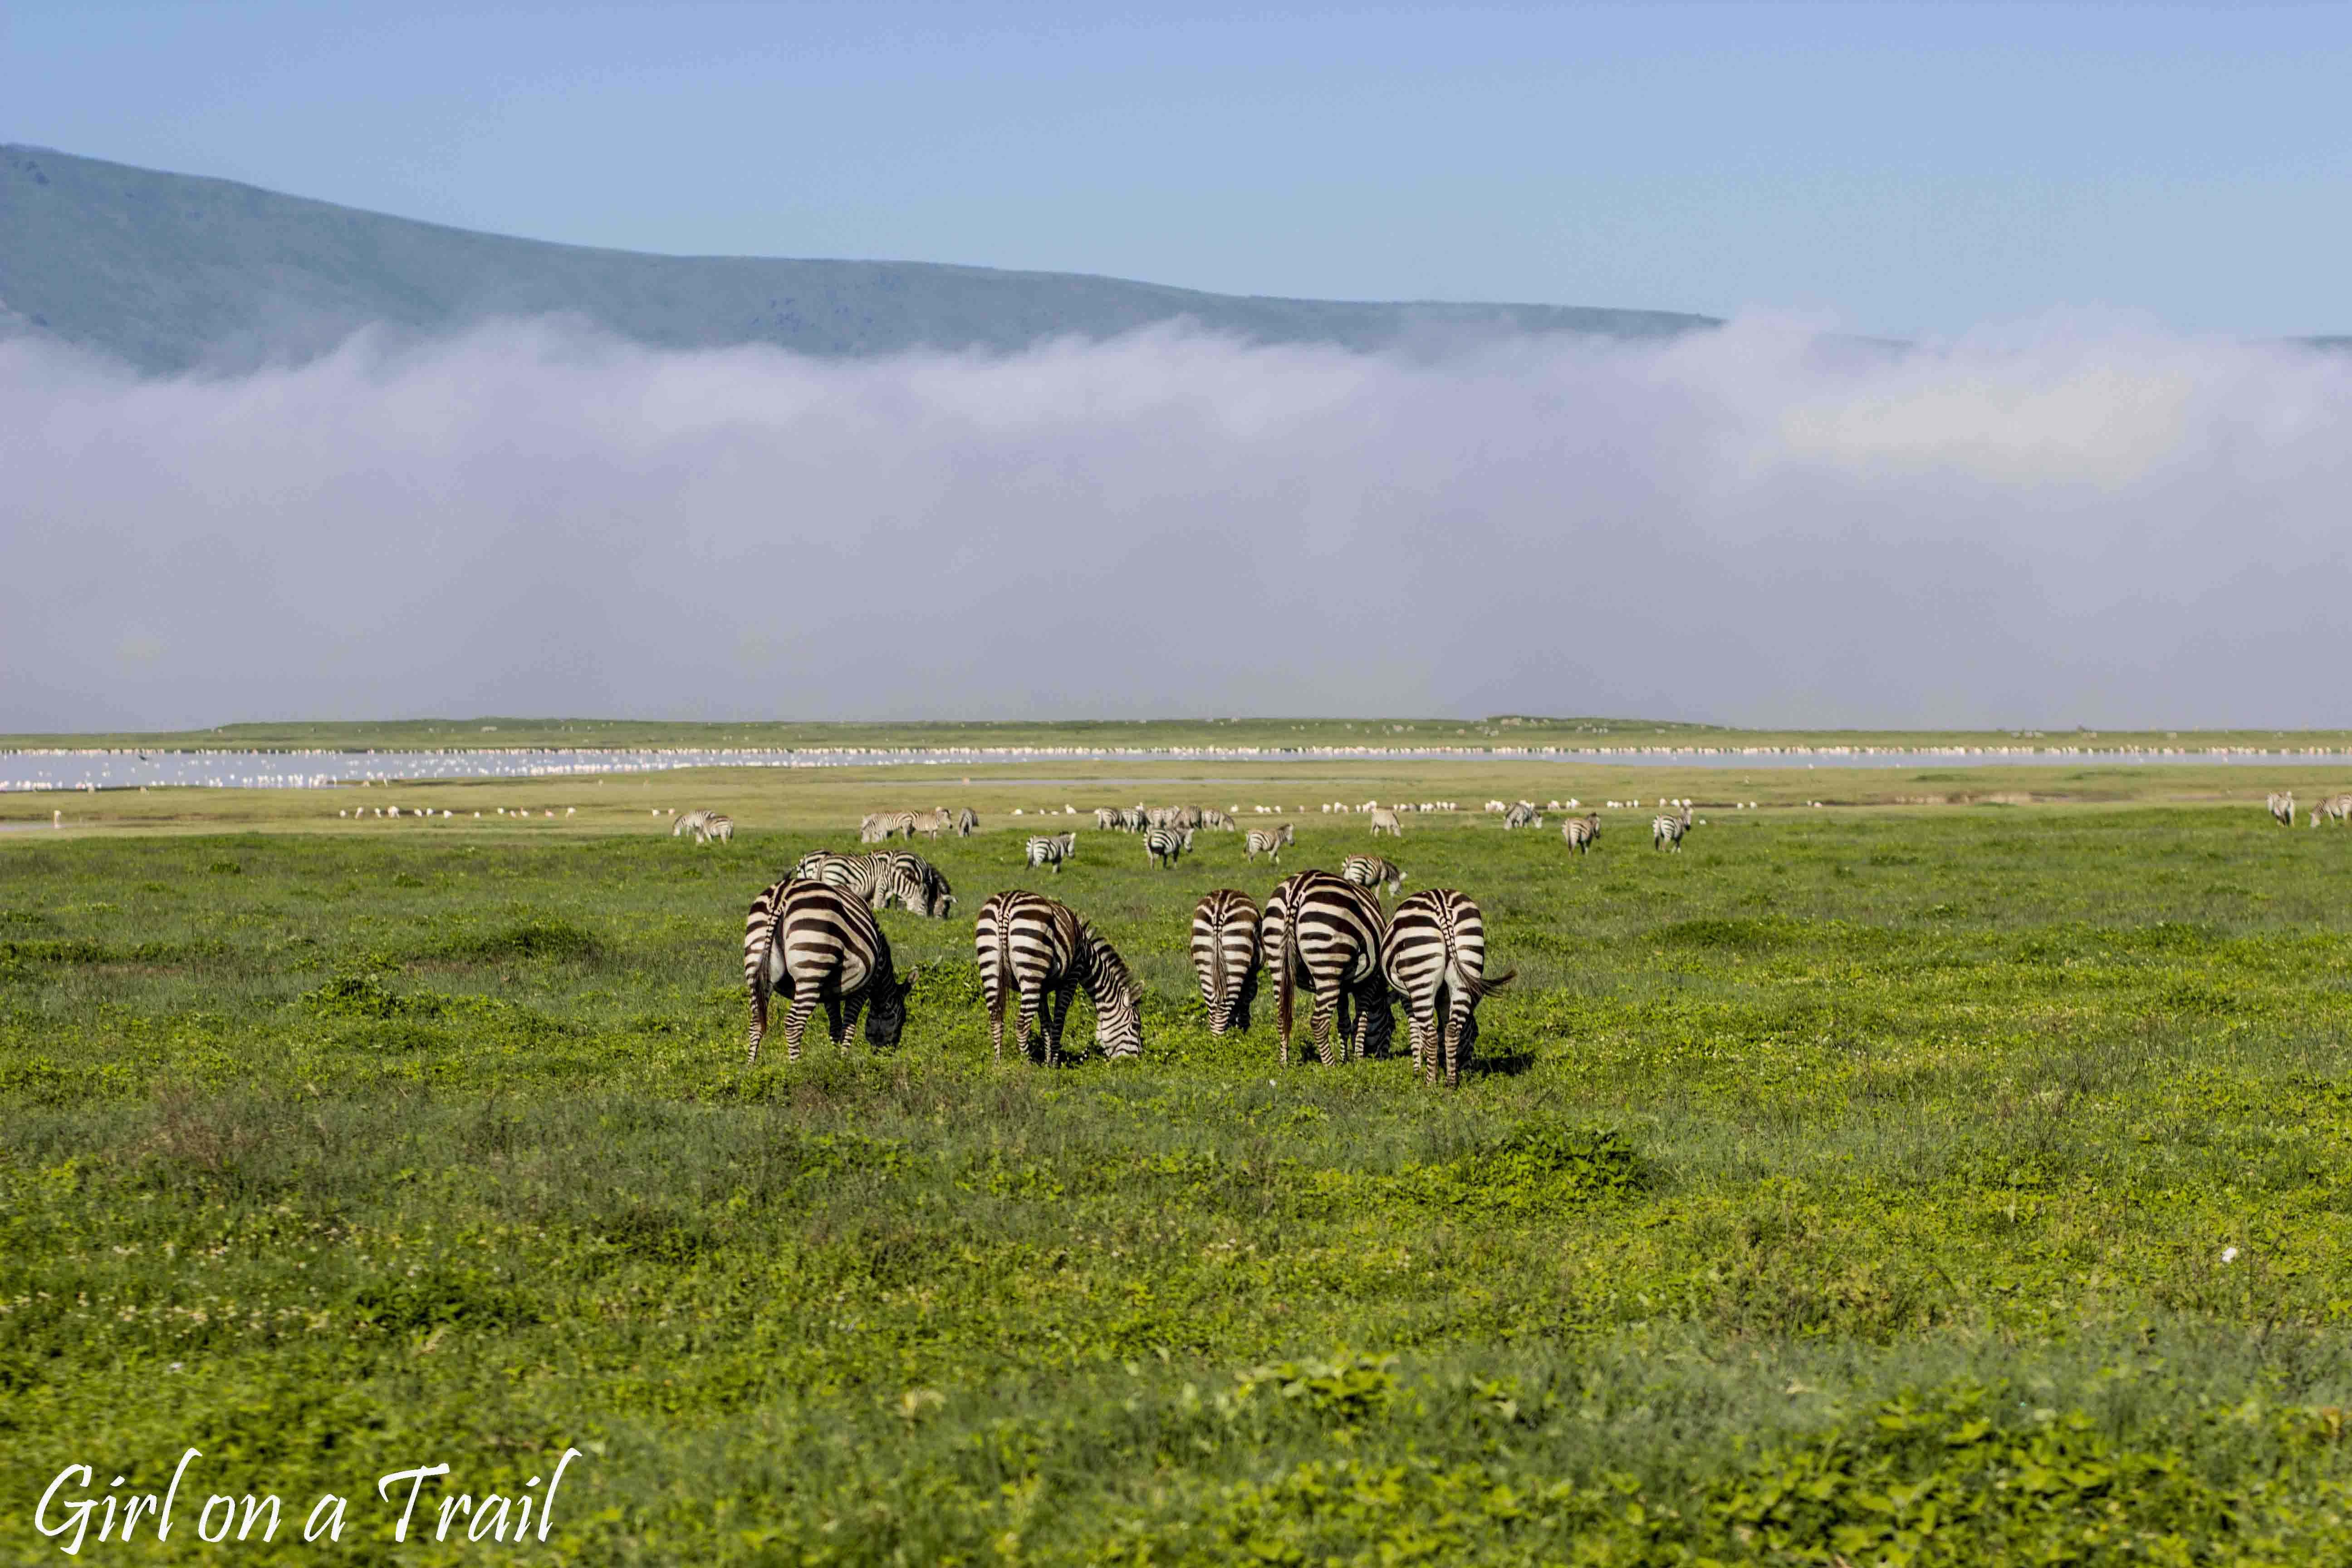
991,912,1012,1035
1210,913,1230,1024
1276,912,1294,1045
1471,965,1517,1003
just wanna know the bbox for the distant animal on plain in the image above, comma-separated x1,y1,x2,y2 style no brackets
1025,832,1078,873
1561,813,1600,854
672,809,714,839
955,807,979,837
1341,854,1406,896
1367,808,1402,838
1503,802,1541,831
911,808,954,840
1653,803,1693,851
701,813,733,844
1144,826,1193,868
2268,791,2296,828
1245,823,1294,864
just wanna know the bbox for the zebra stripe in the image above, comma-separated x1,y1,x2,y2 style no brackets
1201,809,1235,830
1244,823,1294,863
1144,826,1194,867
702,814,734,844
1340,854,1405,896
1502,802,1541,830
1652,804,1692,851
2318,794,2352,826
673,808,714,838
1561,813,1600,854
742,878,916,1065
1025,832,1078,873
791,850,956,917
1191,890,1262,1035
975,891,1144,1064
1382,889,1514,1088
1264,869,1390,1067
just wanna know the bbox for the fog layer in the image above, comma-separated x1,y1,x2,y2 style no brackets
5,320,2347,732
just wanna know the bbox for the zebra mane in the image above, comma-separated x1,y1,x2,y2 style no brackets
1080,923,1142,1010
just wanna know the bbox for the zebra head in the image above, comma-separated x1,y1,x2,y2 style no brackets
863,964,920,1048
1082,928,1144,1058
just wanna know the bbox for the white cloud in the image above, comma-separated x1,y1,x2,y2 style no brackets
4,317,2348,731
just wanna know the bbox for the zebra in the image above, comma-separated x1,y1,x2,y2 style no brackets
702,813,734,844
858,812,893,844
1503,802,1541,830
1652,803,1693,851
1382,889,1514,1088
672,808,715,839
911,808,953,840
1173,805,1204,831
1245,822,1294,864
1341,854,1406,896
1263,869,1391,1067
791,850,956,917
975,892,1144,1064
1118,808,1147,832
1367,808,1402,838
2318,794,2352,826
2269,791,2298,827
1145,826,1194,868
1191,890,1262,1034
955,807,979,838
1094,807,1120,831
1201,809,1235,830
1025,832,1078,873
1561,813,1600,854
741,878,917,1065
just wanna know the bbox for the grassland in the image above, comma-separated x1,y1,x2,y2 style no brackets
9,762,2352,1563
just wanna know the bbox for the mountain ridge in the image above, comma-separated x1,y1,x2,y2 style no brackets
0,142,1723,374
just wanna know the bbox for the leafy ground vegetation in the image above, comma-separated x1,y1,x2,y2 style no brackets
8,765,2352,1563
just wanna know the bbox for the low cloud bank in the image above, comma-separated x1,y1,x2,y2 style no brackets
5,318,2347,732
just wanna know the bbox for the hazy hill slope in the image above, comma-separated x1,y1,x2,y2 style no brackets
0,144,1719,374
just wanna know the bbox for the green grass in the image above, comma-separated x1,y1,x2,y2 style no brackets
9,781,2352,1562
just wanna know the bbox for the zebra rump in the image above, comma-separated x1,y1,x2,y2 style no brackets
975,890,1144,1064
1381,888,1514,1088
1191,889,1262,1034
1264,869,1391,1068
742,878,918,1065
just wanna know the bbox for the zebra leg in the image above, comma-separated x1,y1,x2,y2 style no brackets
1017,986,1043,1064
1311,996,1337,1068
745,973,771,1067
837,991,867,1046
1442,1000,1467,1088
783,996,820,1063
1045,978,1079,1065
988,975,1006,1063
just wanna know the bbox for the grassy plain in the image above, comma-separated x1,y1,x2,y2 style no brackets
9,762,2352,1563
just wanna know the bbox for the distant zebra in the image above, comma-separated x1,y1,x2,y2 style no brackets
1652,803,1693,851
1367,808,1402,838
1503,802,1541,830
1201,809,1235,831
1145,826,1194,868
2269,791,2298,828
1382,889,1513,1088
955,807,979,838
792,850,956,917
1172,806,1204,830
702,813,734,844
975,891,1144,1063
1191,890,1262,1034
1025,832,1078,873
2317,794,2352,826
911,808,953,840
672,809,715,839
1341,854,1406,896
1264,869,1390,1067
741,878,917,1065
1245,822,1294,864
1118,808,1147,832
858,813,893,844
1094,807,1120,830
1561,813,1601,854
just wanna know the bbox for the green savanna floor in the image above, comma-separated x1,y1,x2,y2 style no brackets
8,764,2352,1563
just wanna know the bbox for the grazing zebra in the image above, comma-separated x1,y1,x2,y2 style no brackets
1561,813,1600,854
1145,826,1194,868
1652,803,1693,851
2269,791,2298,827
1263,870,1391,1067
791,850,956,917
1201,809,1235,830
1503,802,1541,830
1245,822,1295,864
911,808,954,840
955,807,979,838
1094,807,1120,830
1367,808,1402,838
975,892,1144,1064
1025,832,1078,873
741,879,917,1065
672,808,715,838
858,812,893,844
1172,805,1204,830
702,813,734,844
1341,854,1406,896
1118,808,1147,833
1191,890,1262,1034
2317,794,2352,826
1382,889,1514,1088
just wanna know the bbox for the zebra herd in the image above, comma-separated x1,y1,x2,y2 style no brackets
2273,790,2352,827
860,807,979,843
740,838,1508,1085
672,808,733,844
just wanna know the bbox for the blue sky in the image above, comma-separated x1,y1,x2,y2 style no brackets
6,2,2347,338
